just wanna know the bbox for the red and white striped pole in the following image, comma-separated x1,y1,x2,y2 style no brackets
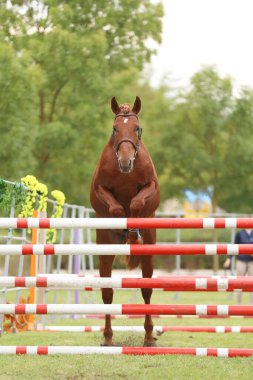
2,217,253,229
0,243,253,256
1,275,253,292
44,325,253,333
0,346,252,356
0,304,253,316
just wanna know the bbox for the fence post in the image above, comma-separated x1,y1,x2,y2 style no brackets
27,210,38,330
36,211,46,330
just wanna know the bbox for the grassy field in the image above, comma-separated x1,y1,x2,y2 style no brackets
0,289,253,380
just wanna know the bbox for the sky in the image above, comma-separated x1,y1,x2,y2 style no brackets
150,0,253,90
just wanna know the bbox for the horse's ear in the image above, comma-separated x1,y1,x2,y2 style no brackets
111,97,120,114
132,96,141,115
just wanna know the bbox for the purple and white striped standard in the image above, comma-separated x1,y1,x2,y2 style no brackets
1,275,253,292
2,217,253,230
0,346,252,357
1,243,253,256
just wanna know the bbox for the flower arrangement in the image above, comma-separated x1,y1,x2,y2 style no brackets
36,183,48,212
46,190,66,243
1,176,66,240
19,175,38,218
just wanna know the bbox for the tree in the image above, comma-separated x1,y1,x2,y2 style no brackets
219,87,253,212
0,42,38,179
0,0,163,203
158,66,253,212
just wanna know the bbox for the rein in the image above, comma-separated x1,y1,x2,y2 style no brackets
112,113,142,159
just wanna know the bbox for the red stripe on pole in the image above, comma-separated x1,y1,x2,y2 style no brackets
84,327,92,332
123,347,196,355
122,305,196,315
127,218,204,229
39,218,50,229
36,277,48,287
229,305,253,316
214,219,226,228
36,304,47,314
122,278,198,290
44,245,55,255
227,278,252,291
36,305,47,314
217,245,229,254
16,346,27,355
241,327,253,332
22,245,33,255
205,279,217,291
239,245,253,254
17,219,28,229
206,305,217,315
237,219,252,229
228,349,253,357
15,305,26,314
15,277,26,287
207,348,218,356
130,245,206,255
37,346,48,355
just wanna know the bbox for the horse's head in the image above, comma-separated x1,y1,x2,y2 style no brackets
111,96,142,173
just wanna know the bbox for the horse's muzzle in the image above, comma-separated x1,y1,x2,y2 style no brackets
118,158,134,173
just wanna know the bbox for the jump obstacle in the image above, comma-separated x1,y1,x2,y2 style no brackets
1,275,253,292
45,325,253,333
1,304,253,316
1,216,253,356
0,346,252,356
74,314,253,319
2,216,253,229
1,243,253,255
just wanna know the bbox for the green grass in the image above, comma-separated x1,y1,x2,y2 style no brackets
0,290,253,379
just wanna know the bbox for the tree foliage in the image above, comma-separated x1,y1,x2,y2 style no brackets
159,66,253,212
0,0,163,204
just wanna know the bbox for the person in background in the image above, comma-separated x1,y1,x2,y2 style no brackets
223,229,253,304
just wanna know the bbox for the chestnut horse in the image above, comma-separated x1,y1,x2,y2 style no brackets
90,96,160,346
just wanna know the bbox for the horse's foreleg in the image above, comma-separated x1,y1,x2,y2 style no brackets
99,255,115,346
129,180,159,218
141,250,156,347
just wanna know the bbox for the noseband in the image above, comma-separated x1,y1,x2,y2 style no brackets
112,113,142,160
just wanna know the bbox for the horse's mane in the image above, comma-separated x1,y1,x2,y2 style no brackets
119,103,131,114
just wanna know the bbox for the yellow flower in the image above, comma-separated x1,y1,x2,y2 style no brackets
19,175,38,218
36,183,48,212
47,189,66,243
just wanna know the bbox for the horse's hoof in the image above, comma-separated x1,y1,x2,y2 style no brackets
143,341,157,347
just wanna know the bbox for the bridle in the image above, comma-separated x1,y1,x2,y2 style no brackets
112,113,142,160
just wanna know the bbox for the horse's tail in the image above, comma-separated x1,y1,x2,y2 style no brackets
125,255,141,270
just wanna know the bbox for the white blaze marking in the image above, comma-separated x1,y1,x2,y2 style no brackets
124,118,128,123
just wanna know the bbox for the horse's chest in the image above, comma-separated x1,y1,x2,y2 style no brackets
111,179,143,203
112,182,142,199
